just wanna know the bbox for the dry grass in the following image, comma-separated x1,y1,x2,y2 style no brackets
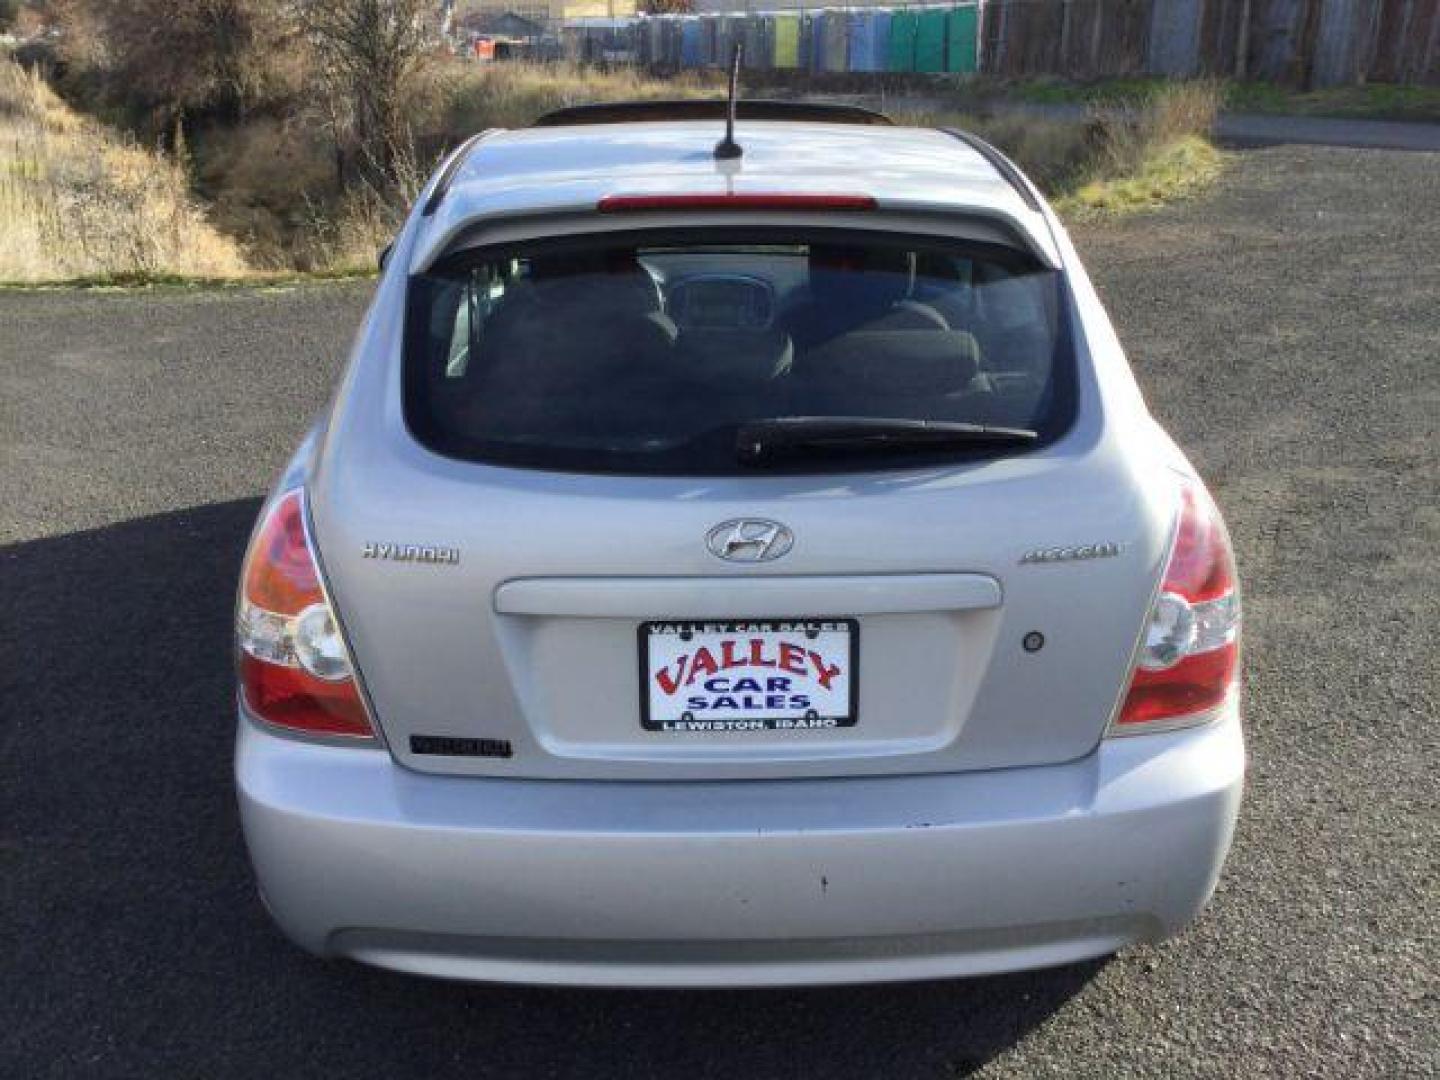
424,61,723,140
0,59,248,283
1060,134,1221,214
906,80,1223,215
1056,81,1223,214
283,186,408,276
1143,80,1223,145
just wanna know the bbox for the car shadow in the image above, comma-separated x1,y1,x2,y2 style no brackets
0,500,1104,1079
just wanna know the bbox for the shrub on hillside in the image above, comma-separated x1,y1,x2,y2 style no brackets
54,0,298,133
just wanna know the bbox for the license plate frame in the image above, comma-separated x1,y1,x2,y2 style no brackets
638,618,859,732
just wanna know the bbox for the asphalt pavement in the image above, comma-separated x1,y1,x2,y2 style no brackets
1004,101,1440,151
1,144,1436,1078
1214,110,1440,151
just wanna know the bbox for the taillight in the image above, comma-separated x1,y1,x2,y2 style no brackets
1111,480,1241,734
236,490,374,739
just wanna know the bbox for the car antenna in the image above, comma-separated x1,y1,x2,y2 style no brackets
714,42,744,160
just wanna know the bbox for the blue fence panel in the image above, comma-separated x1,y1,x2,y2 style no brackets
847,12,871,72
870,11,892,71
848,11,890,72
680,18,702,67
821,10,849,71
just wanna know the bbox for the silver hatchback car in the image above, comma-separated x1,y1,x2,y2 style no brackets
235,101,1243,987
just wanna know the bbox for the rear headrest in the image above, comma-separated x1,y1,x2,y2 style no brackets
674,326,793,386
808,245,916,311
524,253,662,315
798,330,981,397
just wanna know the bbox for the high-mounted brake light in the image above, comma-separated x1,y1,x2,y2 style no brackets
1111,480,1240,734
236,490,374,739
597,193,878,213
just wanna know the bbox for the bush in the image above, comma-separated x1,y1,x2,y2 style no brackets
1062,81,1221,213
296,0,434,188
190,115,342,270
53,0,297,133
1087,80,1220,177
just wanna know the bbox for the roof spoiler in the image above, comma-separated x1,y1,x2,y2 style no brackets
938,128,1043,213
421,129,500,218
532,99,893,128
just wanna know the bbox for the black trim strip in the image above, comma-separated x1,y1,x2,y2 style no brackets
938,128,1042,212
534,99,893,128
421,130,495,218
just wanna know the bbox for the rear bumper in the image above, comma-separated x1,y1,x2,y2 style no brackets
236,707,1244,987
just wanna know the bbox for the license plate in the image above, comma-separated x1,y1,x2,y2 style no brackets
639,619,858,732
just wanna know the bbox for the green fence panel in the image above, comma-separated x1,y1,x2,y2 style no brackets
915,8,947,72
945,6,977,73
887,10,918,72
773,14,800,68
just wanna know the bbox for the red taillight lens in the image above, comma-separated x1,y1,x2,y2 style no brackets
1112,482,1241,733
236,490,374,739
597,193,878,213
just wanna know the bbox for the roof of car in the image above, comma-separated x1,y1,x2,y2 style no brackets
411,120,1058,269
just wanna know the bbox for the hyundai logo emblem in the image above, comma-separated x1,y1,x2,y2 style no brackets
706,519,794,563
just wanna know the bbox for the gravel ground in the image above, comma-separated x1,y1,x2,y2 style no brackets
1,145,1436,1078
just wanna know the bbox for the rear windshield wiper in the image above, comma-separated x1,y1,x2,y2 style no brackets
736,416,1039,466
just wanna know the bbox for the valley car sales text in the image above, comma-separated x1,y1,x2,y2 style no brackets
648,621,849,731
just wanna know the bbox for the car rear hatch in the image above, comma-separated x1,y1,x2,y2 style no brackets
310,221,1174,780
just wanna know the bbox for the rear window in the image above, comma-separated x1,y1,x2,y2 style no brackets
403,228,1075,474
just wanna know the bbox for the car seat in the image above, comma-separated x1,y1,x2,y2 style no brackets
785,245,947,350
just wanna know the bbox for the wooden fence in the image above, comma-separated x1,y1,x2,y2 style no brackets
978,0,1440,85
